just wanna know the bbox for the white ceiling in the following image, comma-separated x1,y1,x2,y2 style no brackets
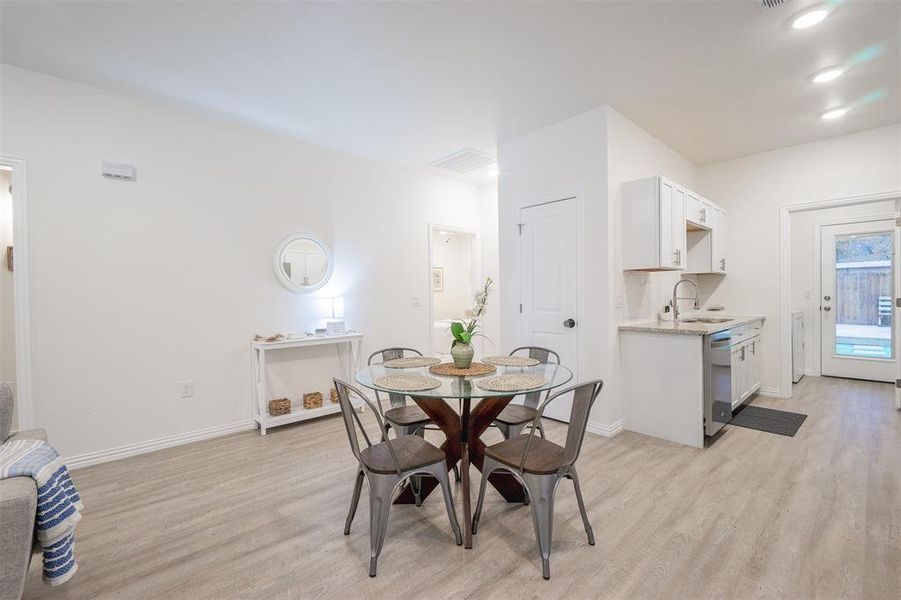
1,0,898,172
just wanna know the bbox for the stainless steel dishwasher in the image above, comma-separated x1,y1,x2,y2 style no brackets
703,323,758,436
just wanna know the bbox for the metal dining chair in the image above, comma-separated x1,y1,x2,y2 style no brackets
368,347,460,489
492,346,560,440
368,348,433,438
334,378,463,577
472,379,604,580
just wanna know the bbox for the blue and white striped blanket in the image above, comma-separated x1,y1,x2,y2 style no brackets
0,438,83,586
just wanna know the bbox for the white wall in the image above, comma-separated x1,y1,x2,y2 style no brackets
498,108,609,420
478,182,500,355
0,168,16,425
497,106,701,428
0,65,486,458
790,202,896,375
606,107,699,425
697,124,901,395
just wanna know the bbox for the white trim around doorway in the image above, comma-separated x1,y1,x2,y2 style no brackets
427,223,481,356
779,190,901,398
0,155,34,430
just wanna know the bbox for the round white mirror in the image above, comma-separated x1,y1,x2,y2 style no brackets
274,233,334,293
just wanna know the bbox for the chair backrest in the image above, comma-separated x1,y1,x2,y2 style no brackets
518,379,604,473
367,347,423,410
333,378,402,475
509,346,560,409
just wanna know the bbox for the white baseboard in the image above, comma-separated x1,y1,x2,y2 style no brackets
756,387,792,399
586,419,624,437
65,419,256,470
802,368,819,376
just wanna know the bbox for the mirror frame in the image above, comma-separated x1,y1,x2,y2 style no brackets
273,233,334,293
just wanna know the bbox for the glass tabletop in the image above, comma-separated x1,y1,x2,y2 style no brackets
354,361,574,399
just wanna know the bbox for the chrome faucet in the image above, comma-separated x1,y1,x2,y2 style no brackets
671,279,700,321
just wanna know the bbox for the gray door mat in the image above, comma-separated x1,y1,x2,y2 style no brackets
730,405,808,437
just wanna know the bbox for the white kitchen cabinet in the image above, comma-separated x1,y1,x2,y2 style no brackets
747,337,762,393
711,207,728,274
622,176,687,271
732,335,761,407
686,191,712,228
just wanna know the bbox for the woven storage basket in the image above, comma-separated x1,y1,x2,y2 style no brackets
330,388,339,404
268,398,291,416
303,391,323,409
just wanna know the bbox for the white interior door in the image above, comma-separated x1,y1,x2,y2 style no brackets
820,220,896,382
519,198,578,422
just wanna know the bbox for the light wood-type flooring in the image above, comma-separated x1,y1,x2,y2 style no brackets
23,376,901,599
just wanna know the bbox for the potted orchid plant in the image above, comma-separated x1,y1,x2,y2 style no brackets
449,277,493,369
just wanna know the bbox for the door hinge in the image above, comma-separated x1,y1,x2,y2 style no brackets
516,223,524,235
896,297,901,308
896,378,901,389
519,303,523,313
896,216,901,227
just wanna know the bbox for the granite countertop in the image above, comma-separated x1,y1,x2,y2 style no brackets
618,314,766,335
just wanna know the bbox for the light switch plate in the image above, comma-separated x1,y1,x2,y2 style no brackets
411,296,422,307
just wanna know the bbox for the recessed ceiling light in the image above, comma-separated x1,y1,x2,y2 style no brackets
821,107,849,120
812,67,845,83
791,7,830,29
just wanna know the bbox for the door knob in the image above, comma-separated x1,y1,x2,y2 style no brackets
563,318,576,328
823,306,831,312
824,295,831,301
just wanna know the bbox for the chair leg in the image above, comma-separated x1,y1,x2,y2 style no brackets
523,473,557,580
393,425,425,506
569,467,595,545
344,467,365,535
537,420,547,439
453,463,461,482
428,463,463,546
367,473,397,577
471,458,496,534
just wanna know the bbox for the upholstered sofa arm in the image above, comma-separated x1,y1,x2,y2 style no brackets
0,476,38,600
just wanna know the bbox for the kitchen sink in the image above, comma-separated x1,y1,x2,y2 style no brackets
678,317,732,324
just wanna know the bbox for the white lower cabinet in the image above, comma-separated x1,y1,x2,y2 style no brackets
732,336,761,408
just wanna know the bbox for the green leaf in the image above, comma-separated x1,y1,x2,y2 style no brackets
459,331,472,344
450,321,465,338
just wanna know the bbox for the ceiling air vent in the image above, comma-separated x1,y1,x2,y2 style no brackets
429,148,496,175
760,0,791,8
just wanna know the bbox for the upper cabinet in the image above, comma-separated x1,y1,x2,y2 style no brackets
622,176,727,274
622,176,687,271
685,190,712,228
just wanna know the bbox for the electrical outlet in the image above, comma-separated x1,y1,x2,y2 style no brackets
803,290,812,299
411,296,422,307
180,381,194,398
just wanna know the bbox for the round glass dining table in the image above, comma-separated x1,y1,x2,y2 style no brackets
355,361,573,548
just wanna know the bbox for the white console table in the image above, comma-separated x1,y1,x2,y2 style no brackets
251,332,364,435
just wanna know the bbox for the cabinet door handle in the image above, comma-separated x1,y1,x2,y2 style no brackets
720,258,726,272
740,346,745,361
700,208,707,223
673,248,682,266
751,341,756,354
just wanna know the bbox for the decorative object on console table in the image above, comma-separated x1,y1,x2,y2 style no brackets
330,387,339,404
303,391,323,409
449,277,493,369
268,398,291,416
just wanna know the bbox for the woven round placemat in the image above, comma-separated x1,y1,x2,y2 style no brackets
374,374,441,392
482,355,540,367
383,356,441,369
428,362,497,377
476,374,547,392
